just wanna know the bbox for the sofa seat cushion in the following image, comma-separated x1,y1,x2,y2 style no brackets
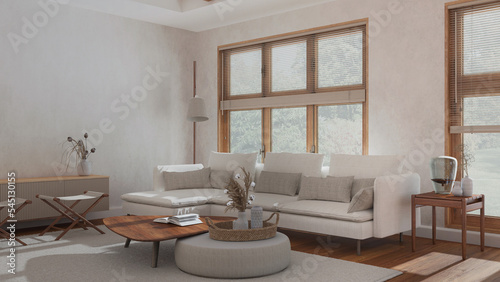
121,189,224,208
279,200,373,223
210,192,298,212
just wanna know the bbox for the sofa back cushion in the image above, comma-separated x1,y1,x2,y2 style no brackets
162,167,212,191
298,176,353,203
329,154,404,178
263,152,324,178
154,164,204,191
254,171,302,196
208,152,258,178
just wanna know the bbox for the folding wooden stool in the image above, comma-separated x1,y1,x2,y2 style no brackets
36,191,108,240
0,198,32,246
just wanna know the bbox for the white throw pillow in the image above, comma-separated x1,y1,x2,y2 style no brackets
263,152,324,177
208,152,258,178
329,154,404,178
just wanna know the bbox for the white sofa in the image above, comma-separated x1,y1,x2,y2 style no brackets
121,153,420,254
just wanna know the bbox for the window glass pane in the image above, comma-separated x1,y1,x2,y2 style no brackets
317,31,363,88
318,104,362,165
271,41,307,92
464,96,500,126
230,49,262,95
230,110,261,154
271,107,307,153
463,8,500,75
463,133,500,216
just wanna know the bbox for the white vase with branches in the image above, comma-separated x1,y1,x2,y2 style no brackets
455,144,474,197
63,133,96,176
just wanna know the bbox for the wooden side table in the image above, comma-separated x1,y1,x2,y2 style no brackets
411,192,485,260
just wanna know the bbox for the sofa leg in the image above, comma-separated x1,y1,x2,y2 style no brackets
399,232,403,243
357,240,361,256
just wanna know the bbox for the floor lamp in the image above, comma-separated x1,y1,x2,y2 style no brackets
187,61,208,164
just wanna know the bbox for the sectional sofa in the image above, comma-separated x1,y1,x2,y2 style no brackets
121,152,420,254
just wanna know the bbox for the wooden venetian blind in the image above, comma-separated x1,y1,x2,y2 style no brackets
449,1,500,134
221,24,366,110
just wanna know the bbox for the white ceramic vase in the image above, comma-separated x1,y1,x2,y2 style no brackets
461,176,473,197
77,159,92,176
233,211,248,230
451,181,462,196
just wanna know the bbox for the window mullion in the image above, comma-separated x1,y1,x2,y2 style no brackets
307,35,316,93
262,108,271,160
262,44,271,97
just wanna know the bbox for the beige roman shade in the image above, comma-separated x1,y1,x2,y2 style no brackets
221,24,366,110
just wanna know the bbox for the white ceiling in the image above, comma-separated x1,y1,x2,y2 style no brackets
68,0,336,32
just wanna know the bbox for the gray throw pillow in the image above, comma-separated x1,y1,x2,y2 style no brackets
298,176,353,203
351,178,375,199
254,171,302,196
348,186,374,213
162,167,211,190
210,170,232,189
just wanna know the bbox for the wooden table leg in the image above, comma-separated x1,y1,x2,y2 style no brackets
461,199,467,260
432,206,436,245
412,195,416,252
124,238,131,248
152,241,160,268
480,195,485,252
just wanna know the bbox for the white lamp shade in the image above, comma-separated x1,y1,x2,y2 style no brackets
187,96,208,122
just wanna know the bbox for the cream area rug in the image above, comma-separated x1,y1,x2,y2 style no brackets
0,230,401,282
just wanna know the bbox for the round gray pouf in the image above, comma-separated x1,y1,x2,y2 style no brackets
174,232,291,279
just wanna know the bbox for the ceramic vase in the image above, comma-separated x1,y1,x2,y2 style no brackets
451,181,463,196
251,206,263,229
233,211,248,230
461,176,473,197
77,159,92,176
430,156,457,194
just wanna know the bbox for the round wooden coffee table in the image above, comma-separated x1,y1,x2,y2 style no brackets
103,215,234,268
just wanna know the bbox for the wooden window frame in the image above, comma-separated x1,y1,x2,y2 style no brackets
445,0,500,233
217,19,369,156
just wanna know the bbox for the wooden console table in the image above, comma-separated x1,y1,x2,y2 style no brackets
0,175,109,221
411,192,484,260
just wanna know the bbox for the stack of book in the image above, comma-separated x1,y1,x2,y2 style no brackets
153,214,202,226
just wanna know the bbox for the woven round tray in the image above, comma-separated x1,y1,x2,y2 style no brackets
206,213,279,242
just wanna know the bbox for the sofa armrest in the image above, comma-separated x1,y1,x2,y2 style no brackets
373,172,420,238
153,164,204,191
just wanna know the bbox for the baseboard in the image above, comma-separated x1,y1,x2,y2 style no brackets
407,225,500,249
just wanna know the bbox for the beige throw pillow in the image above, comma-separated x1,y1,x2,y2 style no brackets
348,186,374,213
210,170,232,189
162,167,211,190
298,176,353,203
351,178,375,199
254,171,302,196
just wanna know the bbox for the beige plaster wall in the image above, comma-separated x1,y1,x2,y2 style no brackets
0,0,196,209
